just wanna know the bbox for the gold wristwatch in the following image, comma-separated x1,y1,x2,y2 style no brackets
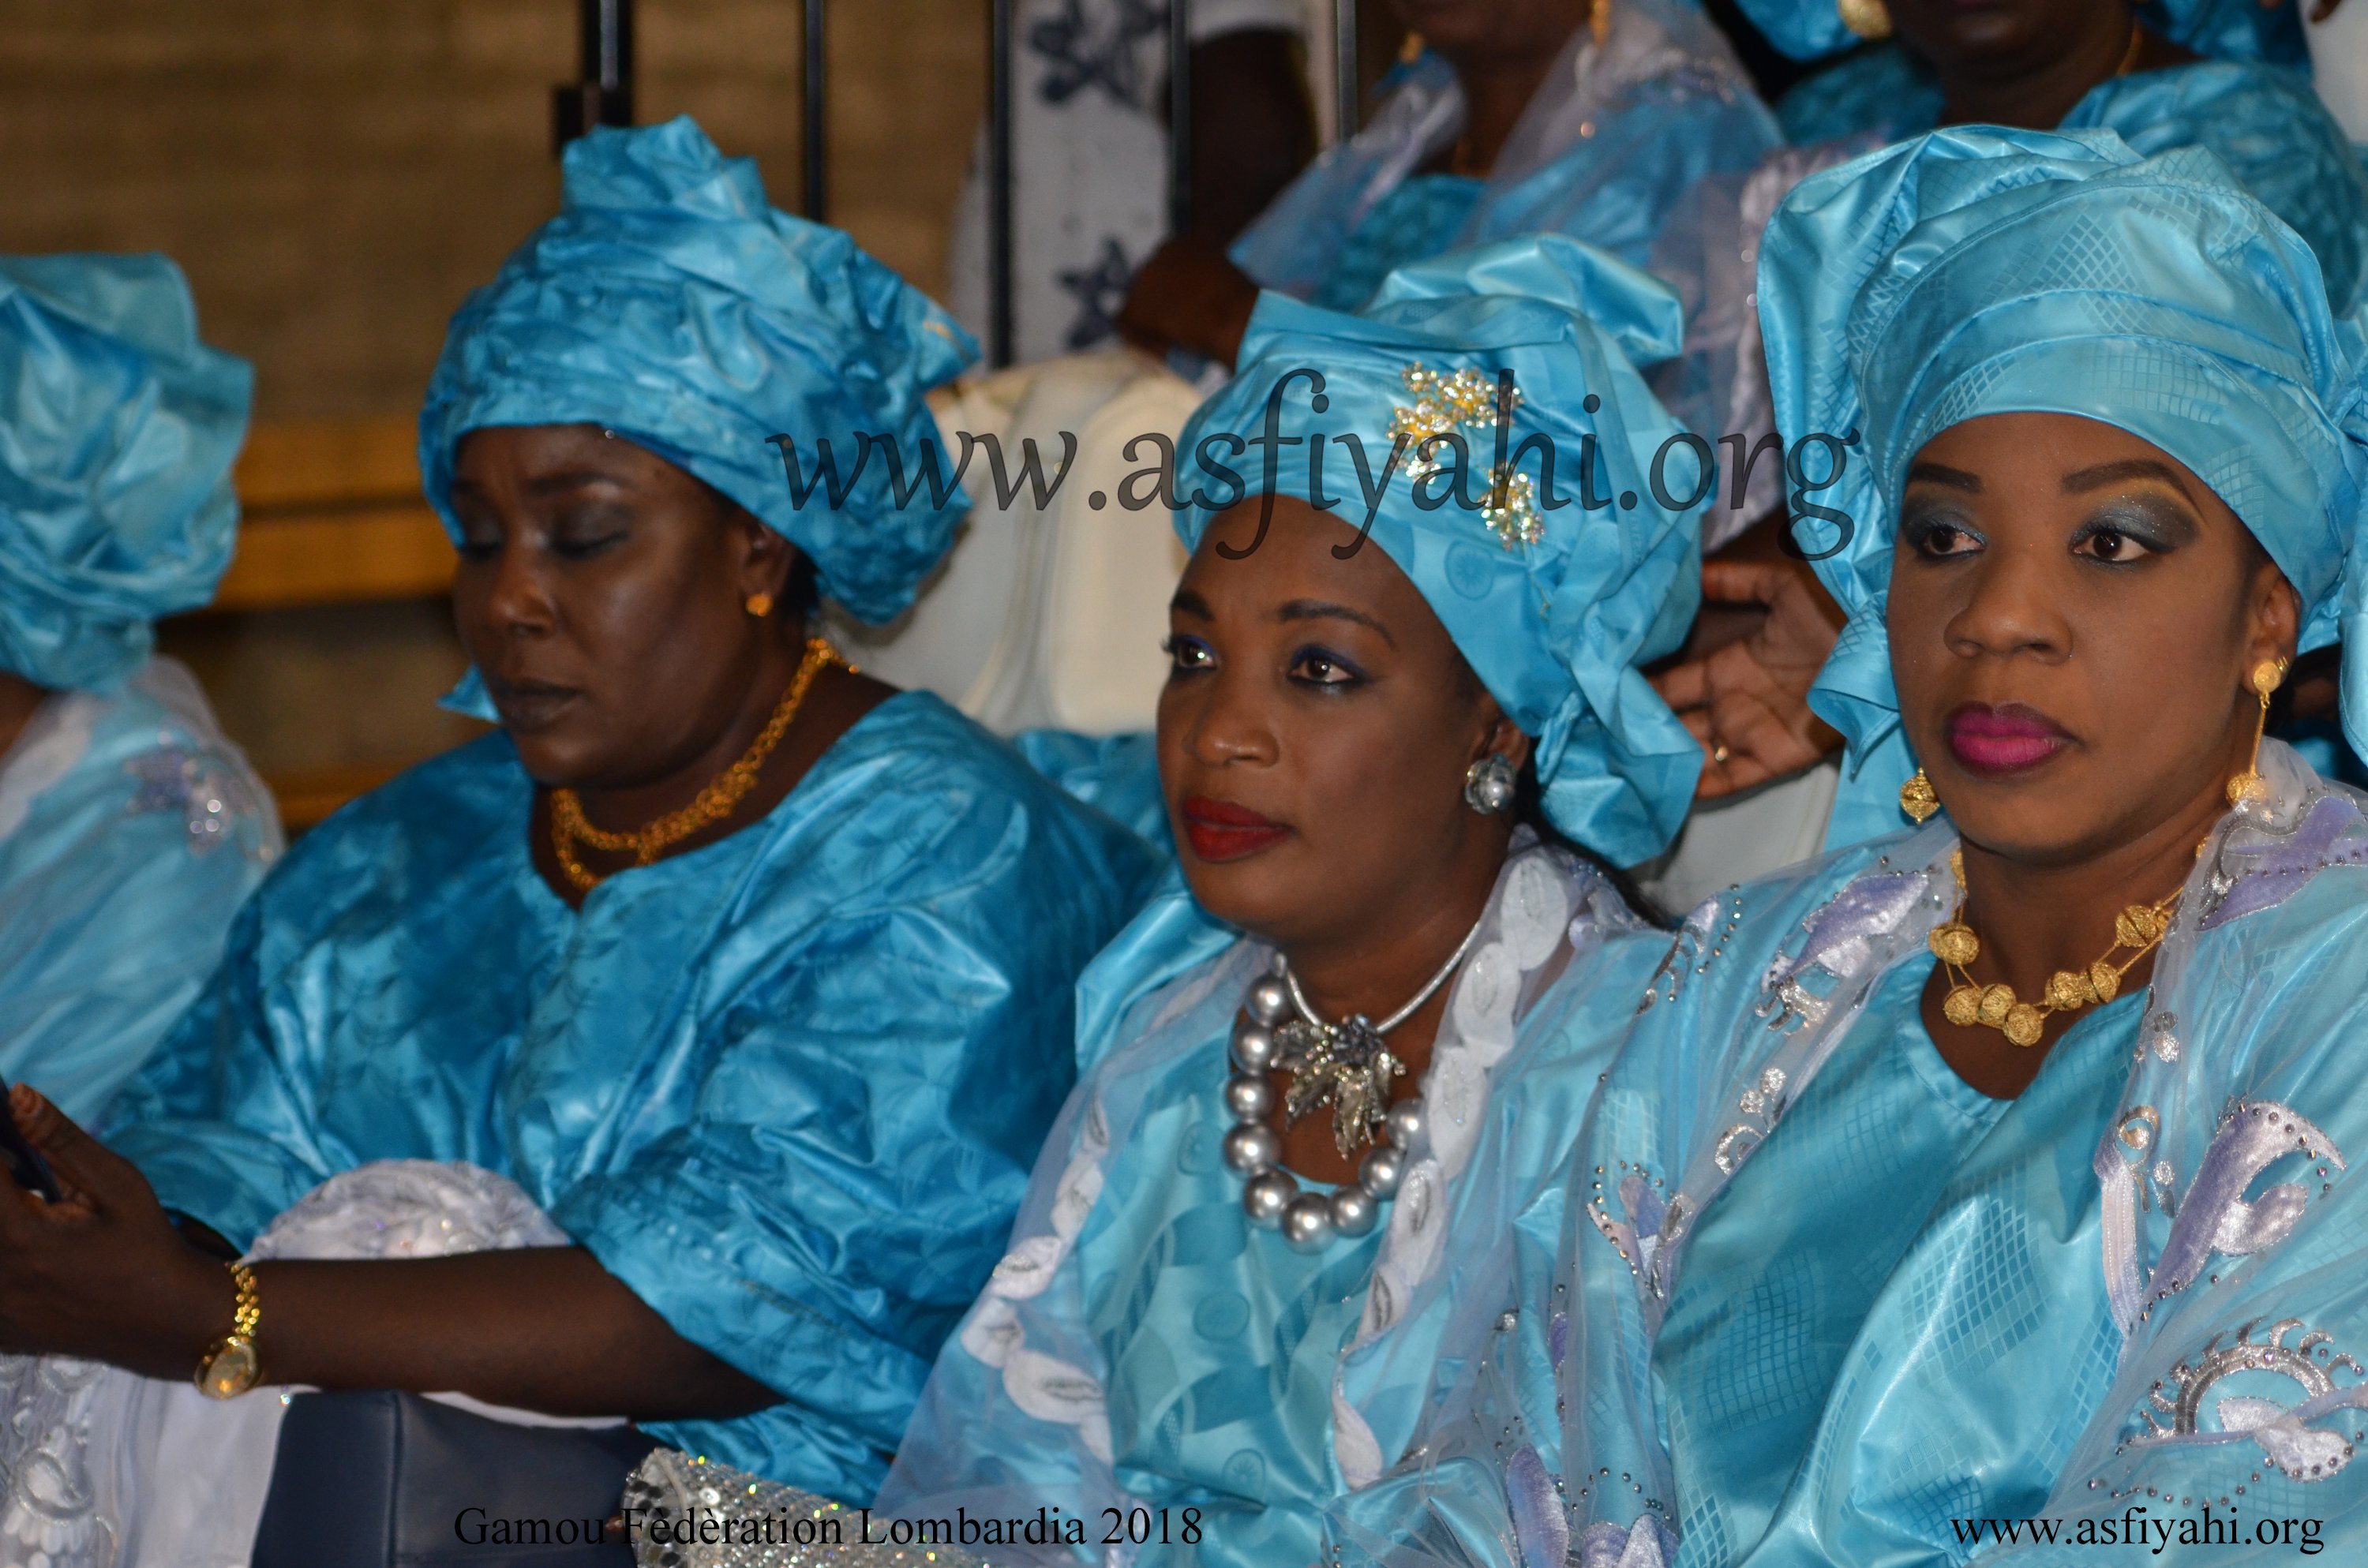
195,1260,263,1399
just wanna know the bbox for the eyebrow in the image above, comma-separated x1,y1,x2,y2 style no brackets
446,467,630,503
1170,588,1212,619
2061,458,2198,502
1277,598,1397,649
520,468,632,498
1905,462,1982,493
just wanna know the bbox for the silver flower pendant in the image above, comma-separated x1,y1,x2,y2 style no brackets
1276,1016,1406,1158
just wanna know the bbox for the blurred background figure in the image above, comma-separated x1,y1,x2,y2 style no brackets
0,254,279,1123
945,0,1318,362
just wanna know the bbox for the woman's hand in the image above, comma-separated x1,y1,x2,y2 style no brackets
0,1084,230,1377
1115,235,1261,369
1651,559,1847,799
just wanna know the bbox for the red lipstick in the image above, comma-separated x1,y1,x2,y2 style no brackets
1945,702,2073,777
1179,795,1293,863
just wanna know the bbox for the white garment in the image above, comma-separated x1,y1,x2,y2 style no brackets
1641,754,1839,915
0,1162,598,1568
2308,0,2368,143
832,351,1199,735
946,0,1309,363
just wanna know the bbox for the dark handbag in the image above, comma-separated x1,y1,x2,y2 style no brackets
250,1390,654,1567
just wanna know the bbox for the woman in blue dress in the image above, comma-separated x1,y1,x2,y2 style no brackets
0,255,279,1125
1641,0,2368,900
839,234,1714,1568
0,117,1154,1559
1330,128,2368,1567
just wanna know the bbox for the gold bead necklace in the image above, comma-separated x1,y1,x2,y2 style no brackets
549,635,847,895
1929,848,2180,1049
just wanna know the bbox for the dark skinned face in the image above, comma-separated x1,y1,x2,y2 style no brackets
1887,0,2130,75
1887,413,2299,865
447,424,799,791
1384,0,1593,64
1158,497,1530,949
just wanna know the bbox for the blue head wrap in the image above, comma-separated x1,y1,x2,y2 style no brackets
421,116,977,634
1175,235,1707,866
1759,127,2368,845
1740,0,2304,64
0,255,251,692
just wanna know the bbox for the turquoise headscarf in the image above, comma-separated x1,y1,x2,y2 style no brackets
420,116,976,631
1759,126,2368,846
0,256,251,692
1738,0,2304,65
1175,234,1707,866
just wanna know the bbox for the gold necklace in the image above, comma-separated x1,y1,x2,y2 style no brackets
2113,19,2146,77
1928,849,2179,1048
549,635,846,895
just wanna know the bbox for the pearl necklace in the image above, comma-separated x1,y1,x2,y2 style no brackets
1220,916,1482,1252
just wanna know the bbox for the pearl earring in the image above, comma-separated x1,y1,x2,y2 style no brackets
1463,754,1516,816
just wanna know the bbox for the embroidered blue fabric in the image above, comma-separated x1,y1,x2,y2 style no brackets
1772,61,2368,313
102,694,1156,1501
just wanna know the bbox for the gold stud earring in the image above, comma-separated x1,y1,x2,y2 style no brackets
2224,657,2290,807
1838,0,1893,39
1900,767,1940,825
744,591,774,619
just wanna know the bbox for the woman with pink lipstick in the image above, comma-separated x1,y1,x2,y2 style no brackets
1320,131,2368,1568
861,234,1710,1567
0,119,1153,1556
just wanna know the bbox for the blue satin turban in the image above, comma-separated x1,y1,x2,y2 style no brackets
1758,127,2368,843
420,115,978,630
1175,234,1707,866
0,255,252,692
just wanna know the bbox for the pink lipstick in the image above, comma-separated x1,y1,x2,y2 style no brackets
1945,702,2072,777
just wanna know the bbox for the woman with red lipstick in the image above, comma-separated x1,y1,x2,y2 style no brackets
869,234,1712,1566
0,119,1153,1554
1327,133,2368,1568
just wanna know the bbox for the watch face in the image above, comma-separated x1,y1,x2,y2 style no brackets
200,1338,260,1399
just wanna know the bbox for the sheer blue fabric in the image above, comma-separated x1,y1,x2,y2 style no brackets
1755,129,2368,845
877,841,1671,1566
1227,0,1776,440
0,256,250,692
101,693,1155,1501
1328,742,2368,1568
1176,235,1707,865
1773,61,2368,312
1232,0,1772,301
0,661,276,1121
419,117,977,633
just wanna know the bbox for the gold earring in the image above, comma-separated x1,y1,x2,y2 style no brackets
2224,657,2290,806
744,591,774,619
1900,767,1940,825
1838,0,1892,39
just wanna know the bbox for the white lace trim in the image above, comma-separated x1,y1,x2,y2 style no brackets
0,1161,584,1568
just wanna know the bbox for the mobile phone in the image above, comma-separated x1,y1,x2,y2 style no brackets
0,1101,60,1203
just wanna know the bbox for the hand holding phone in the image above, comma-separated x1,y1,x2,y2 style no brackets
0,1091,62,1203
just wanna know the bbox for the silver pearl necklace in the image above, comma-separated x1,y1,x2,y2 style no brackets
1220,917,1483,1252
